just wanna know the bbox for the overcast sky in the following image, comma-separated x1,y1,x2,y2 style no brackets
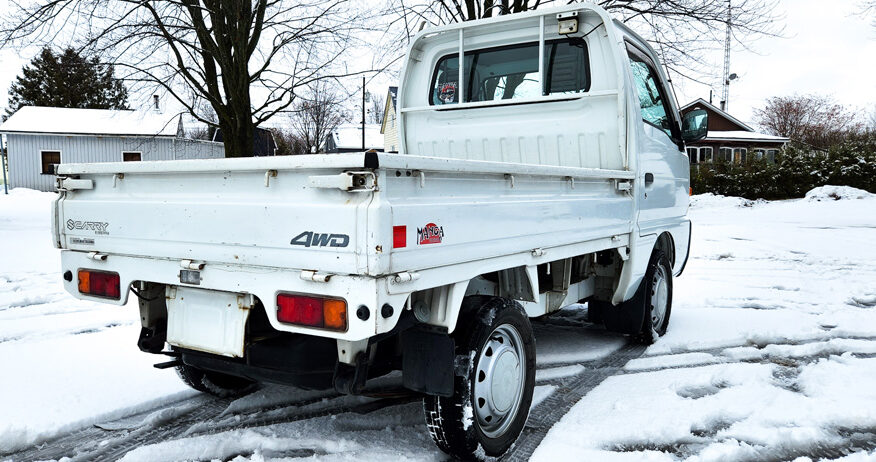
0,0,873,128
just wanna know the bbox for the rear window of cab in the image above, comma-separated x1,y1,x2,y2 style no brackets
430,37,591,105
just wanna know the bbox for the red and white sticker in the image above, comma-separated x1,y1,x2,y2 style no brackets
417,223,444,245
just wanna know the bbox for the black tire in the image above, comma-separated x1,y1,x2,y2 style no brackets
636,250,673,345
603,249,673,345
423,296,536,459
175,363,256,397
586,300,607,324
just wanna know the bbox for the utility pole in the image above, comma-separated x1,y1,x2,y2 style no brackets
721,0,732,111
361,76,366,151
1,134,8,195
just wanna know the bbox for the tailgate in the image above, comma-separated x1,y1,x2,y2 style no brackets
55,155,376,274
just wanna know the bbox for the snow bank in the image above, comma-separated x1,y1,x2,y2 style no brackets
689,193,760,209
805,185,874,202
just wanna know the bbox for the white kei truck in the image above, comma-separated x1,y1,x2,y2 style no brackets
52,4,708,458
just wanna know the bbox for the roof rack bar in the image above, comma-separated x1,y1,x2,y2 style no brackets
538,15,545,95
458,29,465,104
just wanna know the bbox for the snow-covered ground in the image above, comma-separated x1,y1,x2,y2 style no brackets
1,186,875,461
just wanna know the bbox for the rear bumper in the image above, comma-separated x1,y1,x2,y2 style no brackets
179,335,338,390
60,250,409,341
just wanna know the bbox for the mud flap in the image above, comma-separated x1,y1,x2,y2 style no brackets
602,277,647,335
401,328,455,397
333,352,370,395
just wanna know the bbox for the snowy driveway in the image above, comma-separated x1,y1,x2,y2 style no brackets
1,188,875,461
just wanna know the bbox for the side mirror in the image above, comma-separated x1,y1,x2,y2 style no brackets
681,109,708,143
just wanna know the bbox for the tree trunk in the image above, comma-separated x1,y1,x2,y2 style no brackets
220,115,255,158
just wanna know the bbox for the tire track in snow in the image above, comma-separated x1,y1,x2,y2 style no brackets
8,335,874,461
2,387,415,462
505,342,648,461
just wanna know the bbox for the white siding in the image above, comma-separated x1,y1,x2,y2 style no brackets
5,134,224,191
383,105,399,153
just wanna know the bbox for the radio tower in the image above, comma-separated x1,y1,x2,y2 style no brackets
720,0,732,111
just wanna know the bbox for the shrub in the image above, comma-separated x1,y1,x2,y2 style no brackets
691,133,876,200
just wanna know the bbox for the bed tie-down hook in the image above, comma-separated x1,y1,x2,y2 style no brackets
265,170,278,187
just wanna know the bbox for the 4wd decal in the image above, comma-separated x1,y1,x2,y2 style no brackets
290,231,350,248
417,223,444,245
66,219,109,235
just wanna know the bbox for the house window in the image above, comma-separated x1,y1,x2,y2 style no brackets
733,148,748,163
686,147,698,164
700,147,714,163
40,151,60,174
719,147,732,163
122,152,141,162
766,149,779,163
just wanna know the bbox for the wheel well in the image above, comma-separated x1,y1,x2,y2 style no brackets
654,232,676,267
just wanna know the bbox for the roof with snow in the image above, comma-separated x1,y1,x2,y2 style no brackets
326,124,383,152
706,131,790,142
0,106,181,137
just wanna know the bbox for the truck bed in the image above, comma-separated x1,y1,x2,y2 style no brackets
55,152,636,278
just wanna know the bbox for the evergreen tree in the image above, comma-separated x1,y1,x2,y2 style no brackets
6,47,128,117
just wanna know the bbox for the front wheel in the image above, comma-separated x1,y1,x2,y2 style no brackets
423,296,536,459
602,249,673,345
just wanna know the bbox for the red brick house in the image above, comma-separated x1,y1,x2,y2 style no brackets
680,98,789,165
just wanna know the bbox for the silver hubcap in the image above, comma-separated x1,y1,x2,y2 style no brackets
650,264,669,329
473,323,525,438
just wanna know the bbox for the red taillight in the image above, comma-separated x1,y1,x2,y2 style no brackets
277,294,347,331
77,269,121,299
393,225,407,248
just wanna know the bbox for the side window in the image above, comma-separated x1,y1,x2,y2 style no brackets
123,152,141,162
429,38,590,106
700,147,714,163
41,150,60,174
719,147,732,163
627,49,674,139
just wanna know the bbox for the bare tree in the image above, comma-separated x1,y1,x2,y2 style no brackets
868,106,876,132
271,127,307,156
754,95,864,149
368,92,386,125
290,81,347,154
862,0,876,26
2,1,372,158
381,0,781,85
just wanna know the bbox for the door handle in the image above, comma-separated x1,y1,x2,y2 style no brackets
644,173,655,186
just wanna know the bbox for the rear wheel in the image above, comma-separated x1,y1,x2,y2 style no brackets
423,296,535,459
175,363,256,397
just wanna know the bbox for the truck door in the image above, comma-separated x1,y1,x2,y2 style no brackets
626,44,690,233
